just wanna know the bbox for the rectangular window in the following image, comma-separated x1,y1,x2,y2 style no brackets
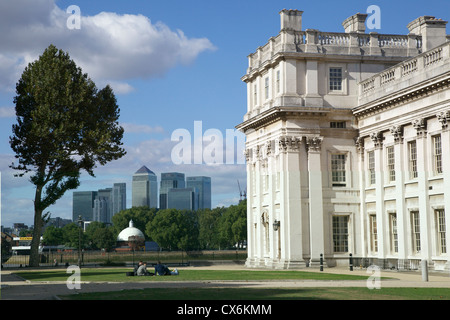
276,70,281,93
411,211,421,254
330,121,346,128
408,141,418,179
264,77,269,100
331,154,346,187
333,216,349,253
436,209,447,254
433,135,443,175
387,146,395,182
370,215,378,253
368,151,375,185
390,213,398,253
329,67,342,91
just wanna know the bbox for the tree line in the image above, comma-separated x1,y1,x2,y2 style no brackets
43,200,247,252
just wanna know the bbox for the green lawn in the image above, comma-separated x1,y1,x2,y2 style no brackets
14,267,371,282
61,287,450,300
12,267,450,300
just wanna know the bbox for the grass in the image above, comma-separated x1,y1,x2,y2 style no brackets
61,287,450,300
11,267,450,300
13,267,371,282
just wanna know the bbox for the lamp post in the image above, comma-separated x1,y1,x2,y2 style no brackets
77,215,83,268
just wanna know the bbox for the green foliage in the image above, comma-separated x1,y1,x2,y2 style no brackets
147,209,199,251
111,206,157,239
85,222,116,251
1,237,12,263
43,226,64,246
38,200,247,252
9,44,126,266
62,223,86,249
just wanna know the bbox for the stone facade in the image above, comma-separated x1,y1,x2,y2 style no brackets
236,10,450,270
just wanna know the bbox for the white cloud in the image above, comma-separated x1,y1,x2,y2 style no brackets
0,106,15,118
121,123,165,134
0,0,216,93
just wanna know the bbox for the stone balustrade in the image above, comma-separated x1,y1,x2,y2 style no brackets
248,30,423,71
358,40,450,105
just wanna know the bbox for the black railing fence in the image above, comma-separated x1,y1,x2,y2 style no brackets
1,249,247,268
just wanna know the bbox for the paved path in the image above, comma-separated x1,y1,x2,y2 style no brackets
2,265,450,300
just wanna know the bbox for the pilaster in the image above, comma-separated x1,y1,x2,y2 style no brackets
371,131,386,259
306,136,326,267
437,110,450,270
390,125,408,265
412,118,431,261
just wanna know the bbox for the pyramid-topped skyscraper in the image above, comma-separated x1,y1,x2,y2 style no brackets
132,165,158,208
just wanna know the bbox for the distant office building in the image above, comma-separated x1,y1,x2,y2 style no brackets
167,187,198,211
187,176,211,210
160,172,185,209
93,196,109,223
132,166,158,208
112,183,127,215
73,191,97,222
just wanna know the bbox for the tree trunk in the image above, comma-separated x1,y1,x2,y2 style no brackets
29,185,44,267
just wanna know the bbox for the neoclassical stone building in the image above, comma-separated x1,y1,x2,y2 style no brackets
236,10,450,270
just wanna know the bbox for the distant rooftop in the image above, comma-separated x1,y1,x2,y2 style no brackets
134,165,155,175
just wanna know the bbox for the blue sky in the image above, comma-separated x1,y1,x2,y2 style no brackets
1,0,449,228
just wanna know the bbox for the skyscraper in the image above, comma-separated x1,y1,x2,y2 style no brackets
132,166,157,208
159,172,185,209
186,176,211,210
167,187,198,211
73,191,97,222
112,183,126,215
93,188,113,223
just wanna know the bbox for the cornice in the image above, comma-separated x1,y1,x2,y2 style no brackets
353,73,450,119
235,106,330,132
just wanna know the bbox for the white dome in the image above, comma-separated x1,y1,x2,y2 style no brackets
117,220,145,241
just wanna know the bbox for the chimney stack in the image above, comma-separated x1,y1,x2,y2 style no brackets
407,16,448,51
342,13,368,33
280,9,303,32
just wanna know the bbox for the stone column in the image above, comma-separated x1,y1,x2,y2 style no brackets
371,131,386,260
244,148,256,267
390,125,408,268
278,135,307,268
437,110,450,270
306,136,326,267
355,137,368,257
412,118,431,261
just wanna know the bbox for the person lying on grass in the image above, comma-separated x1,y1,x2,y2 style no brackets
155,261,178,276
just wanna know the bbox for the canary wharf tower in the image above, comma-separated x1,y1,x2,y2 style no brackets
132,166,158,208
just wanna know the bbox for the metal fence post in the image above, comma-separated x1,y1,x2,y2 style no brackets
320,253,323,271
349,253,353,271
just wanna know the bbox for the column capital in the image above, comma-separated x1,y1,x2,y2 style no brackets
412,117,427,137
389,125,404,144
278,135,302,153
305,136,323,153
355,136,365,153
370,131,384,148
437,110,450,131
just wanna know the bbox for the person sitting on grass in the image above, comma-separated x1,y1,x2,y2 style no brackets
137,262,154,276
134,261,143,275
155,261,171,276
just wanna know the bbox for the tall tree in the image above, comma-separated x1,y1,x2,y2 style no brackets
9,45,126,266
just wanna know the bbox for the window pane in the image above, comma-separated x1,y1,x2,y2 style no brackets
333,216,349,252
408,141,418,179
387,146,395,182
329,68,342,91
